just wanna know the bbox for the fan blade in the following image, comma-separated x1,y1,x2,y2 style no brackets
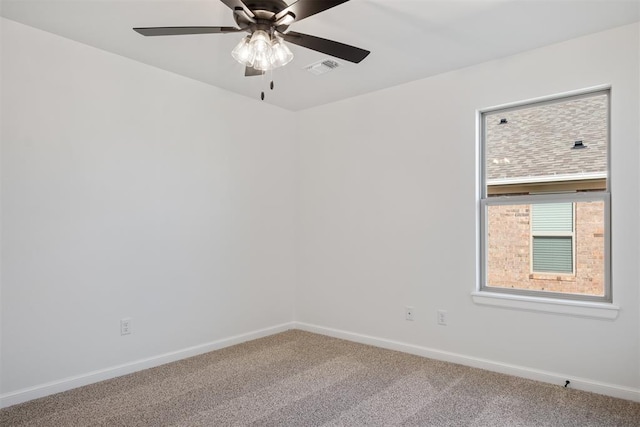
283,31,370,63
219,0,255,18
133,26,242,36
245,66,265,77
275,0,351,23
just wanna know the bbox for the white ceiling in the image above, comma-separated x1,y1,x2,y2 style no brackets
2,0,639,111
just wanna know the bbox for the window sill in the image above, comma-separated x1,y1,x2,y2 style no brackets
529,273,576,282
471,291,619,320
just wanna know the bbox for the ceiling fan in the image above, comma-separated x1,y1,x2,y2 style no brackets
133,0,370,77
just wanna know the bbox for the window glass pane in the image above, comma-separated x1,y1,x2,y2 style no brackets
485,94,607,196
486,200,605,296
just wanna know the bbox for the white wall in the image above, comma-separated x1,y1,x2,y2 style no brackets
1,19,297,396
296,23,640,395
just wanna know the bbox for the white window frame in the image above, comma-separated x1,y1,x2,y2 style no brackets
475,88,615,317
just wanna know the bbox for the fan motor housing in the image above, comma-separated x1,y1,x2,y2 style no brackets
233,0,291,33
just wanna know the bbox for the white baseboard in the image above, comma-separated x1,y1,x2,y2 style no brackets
0,322,295,409
294,321,640,403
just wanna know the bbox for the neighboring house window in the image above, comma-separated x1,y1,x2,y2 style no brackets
531,203,574,274
480,90,610,302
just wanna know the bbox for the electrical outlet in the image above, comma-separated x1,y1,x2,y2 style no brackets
120,318,132,335
405,306,415,321
437,310,447,326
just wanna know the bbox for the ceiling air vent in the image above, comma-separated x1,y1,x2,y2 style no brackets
305,59,340,75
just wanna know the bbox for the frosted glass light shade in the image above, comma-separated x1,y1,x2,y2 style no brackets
271,38,293,68
231,36,255,66
250,30,271,54
253,51,272,70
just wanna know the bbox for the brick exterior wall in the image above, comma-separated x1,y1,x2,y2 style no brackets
487,201,604,296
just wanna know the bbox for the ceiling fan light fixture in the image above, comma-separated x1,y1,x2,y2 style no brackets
231,36,255,66
232,30,294,71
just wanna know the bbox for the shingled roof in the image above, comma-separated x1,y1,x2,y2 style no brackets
485,94,607,183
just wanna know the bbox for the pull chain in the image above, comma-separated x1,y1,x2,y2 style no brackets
259,69,275,100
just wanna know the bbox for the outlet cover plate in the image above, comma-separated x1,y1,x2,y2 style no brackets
120,317,132,335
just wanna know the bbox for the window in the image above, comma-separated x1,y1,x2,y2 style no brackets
479,90,610,302
531,203,574,274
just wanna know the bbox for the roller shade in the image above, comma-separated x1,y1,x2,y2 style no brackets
532,203,573,233
532,236,573,273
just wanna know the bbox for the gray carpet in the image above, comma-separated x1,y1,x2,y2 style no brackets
2,330,639,426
